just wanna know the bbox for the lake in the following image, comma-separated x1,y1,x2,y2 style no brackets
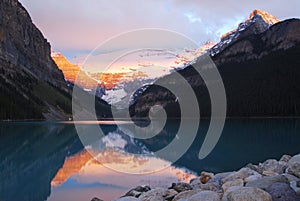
0,119,300,201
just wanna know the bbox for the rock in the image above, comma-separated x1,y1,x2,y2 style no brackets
227,187,272,201
124,185,151,197
124,191,142,198
172,190,202,201
199,172,214,184
245,163,259,172
222,179,244,192
246,175,289,190
169,182,192,193
266,182,300,201
184,191,220,201
222,168,259,184
262,170,278,177
290,181,300,196
297,180,300,187
209,172,233,184
244,174,262,183
91,198,104,201
138,188,164,201
222,186,244,201
192,182,220,192
141,195,163,201
259,159,286,174
163,189,178,201
280,155,292,163
113,197,141,201
189,177,200,185
282,173,300,183
287,154,300,178
138,188,178,201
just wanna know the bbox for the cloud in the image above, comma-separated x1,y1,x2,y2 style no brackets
19,0,300,58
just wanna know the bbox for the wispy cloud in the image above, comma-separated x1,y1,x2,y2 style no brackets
19,0,300,58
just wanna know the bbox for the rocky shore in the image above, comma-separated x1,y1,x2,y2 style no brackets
92,153,300,201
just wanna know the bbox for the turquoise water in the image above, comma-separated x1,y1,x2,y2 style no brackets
0,119,300,201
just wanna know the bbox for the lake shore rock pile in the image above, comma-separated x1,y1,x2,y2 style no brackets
93,153,300,201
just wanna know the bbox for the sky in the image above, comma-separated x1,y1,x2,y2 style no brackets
19,0,300,60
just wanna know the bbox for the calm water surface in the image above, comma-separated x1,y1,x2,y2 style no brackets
0,119,300,201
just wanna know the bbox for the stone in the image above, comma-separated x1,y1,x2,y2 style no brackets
113,197,141,201
259,159,286,174
266,182,300,201
91,198,104,201
163,189,178,201
282,173,300,183
124,191,142,198
199,172,214,184
209,172,233,184
290,181,300,196
138,188,164,201
280,154,292,163
222,186,244,201
245,163,259,172
184,191,220,201
169,182,192,193
222,168,258,184
192,182,220,192
262,170,279,177
172,190,202,201
124,185,151,197
244,174,262,183
287,154,300,178
141,195,163,201
222,179,244,192
246,175,289,190
189,177,201,185
227,187,272,201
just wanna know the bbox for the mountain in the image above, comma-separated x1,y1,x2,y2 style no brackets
129,11,300,118
0,0,74,120
51,51,99,89
210,9,280,56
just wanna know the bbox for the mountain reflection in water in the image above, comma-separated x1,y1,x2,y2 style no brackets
49,149,196,201
1,119,300,201
0,122,196,201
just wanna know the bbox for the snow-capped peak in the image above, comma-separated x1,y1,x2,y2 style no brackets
211,9,280,56
247,9,280,25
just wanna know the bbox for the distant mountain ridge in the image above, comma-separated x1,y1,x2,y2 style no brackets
130,11,300,118
51,51,100,90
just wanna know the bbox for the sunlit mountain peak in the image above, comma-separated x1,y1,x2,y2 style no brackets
247,9,280,25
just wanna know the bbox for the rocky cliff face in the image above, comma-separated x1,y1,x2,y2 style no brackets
0,0,72,120
0,0,66,88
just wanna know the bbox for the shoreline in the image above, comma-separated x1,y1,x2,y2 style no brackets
2,116,300,123
93,153,300,201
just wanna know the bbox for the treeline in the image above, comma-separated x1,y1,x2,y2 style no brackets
0,70,44,119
